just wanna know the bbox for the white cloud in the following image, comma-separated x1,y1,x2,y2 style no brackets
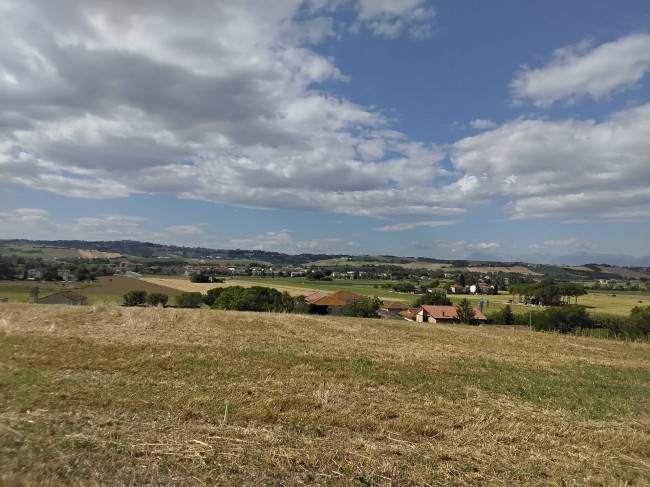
544,237,597,251
354,0,435,39
470,119,497,130
0,1,455,221
450,103,650,220
166,225,205,235
511,33,650,107
225,230,349,253
373,220,458,232
0,208,158,241
436,240,500,254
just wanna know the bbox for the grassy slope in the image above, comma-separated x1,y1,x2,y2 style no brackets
1,303,648,486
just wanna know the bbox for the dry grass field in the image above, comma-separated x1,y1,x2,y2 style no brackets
1,303,648,486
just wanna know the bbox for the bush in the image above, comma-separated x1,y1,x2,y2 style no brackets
175,292,204,308
534,305,593,333
203,287,223,306
413,292,451,307
146,293,168,307
123,290,147,306
189,272,210,283
346,296,382,318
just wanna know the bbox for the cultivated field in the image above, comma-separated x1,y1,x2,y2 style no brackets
308,258,452,271
1,244,121,259
81,276,183,298
1,303,648,485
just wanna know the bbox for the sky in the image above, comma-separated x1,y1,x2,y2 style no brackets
1,1,649,261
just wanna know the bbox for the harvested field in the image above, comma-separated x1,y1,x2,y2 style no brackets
595,266,650,280
81,276,183,297
1,303,648,485
141,277,317,297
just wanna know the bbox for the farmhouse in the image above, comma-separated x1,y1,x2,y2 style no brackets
449,284,465,294
416,305,487,324
38,291,88,306
381,301,410,314
308,291,362,316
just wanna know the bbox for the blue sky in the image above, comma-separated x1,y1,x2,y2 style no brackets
1,1,649,261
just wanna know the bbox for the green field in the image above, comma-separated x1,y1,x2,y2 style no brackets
1,303,648,485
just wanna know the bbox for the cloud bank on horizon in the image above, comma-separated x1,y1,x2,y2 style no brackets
0,1,648,258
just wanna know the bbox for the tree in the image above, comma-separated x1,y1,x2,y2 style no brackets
203,287,223,306
459,274,466,288
413,292,452,307
175,292,204,308
190,272,210,283
535,305,593,333
75,265,94,281
146,293,168,307
502,305,514,325
346,296,382,318
123,290,147,306
455,298,475,325
629,305,650,337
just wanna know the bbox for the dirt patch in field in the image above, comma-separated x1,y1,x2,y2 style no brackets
81,276,183,296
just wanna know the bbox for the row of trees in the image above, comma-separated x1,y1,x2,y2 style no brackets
508,281,587,306
486,304,650,340
123,286,384,318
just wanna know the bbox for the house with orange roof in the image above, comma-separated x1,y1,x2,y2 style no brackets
416,305,487,324
308,291,363,316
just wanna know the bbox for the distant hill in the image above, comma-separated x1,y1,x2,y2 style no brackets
1,240,648,279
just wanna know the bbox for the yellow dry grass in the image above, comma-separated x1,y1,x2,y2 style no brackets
0,303,648,486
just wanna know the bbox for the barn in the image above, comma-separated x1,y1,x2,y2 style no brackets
38,291,88,306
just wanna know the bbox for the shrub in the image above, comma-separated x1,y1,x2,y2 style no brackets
146,293,168,307
175,292,204,308
346,296,382,318
123,290,147,307
413,292,451,307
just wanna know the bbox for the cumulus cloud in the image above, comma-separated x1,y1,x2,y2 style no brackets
225,229,349,253
450,104,650,220
0,208,158,241
469,119,497,130
373,220,458,232
166,225,205,235
436,240,500,254
353,0,435,39
0,0,452,221
544,237,597,251
511,33,650,107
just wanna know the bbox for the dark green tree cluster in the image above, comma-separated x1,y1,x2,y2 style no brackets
123,290,147,306
392,281,416,293
412,292,452,307
509,281,587,305
146,293,169,307
189,272,210,283
345,296,382,318
207,286,304,313
174,292,204,308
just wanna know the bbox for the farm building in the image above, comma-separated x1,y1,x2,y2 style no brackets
416,305,487,324
38,291,88,306
308,291,362,316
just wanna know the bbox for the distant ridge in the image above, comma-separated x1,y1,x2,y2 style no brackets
2,239,649,267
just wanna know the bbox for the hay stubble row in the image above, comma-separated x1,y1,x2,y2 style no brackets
0,303,648,485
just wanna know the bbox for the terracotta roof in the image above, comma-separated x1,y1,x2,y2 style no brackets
399,308,420,319
420,305,487,321
305,291,329,303
42,291,87,302
330,291,362,302
382,301,409,310
311,295,348,306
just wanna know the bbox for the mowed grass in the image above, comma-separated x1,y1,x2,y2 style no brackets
1,303,648,486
